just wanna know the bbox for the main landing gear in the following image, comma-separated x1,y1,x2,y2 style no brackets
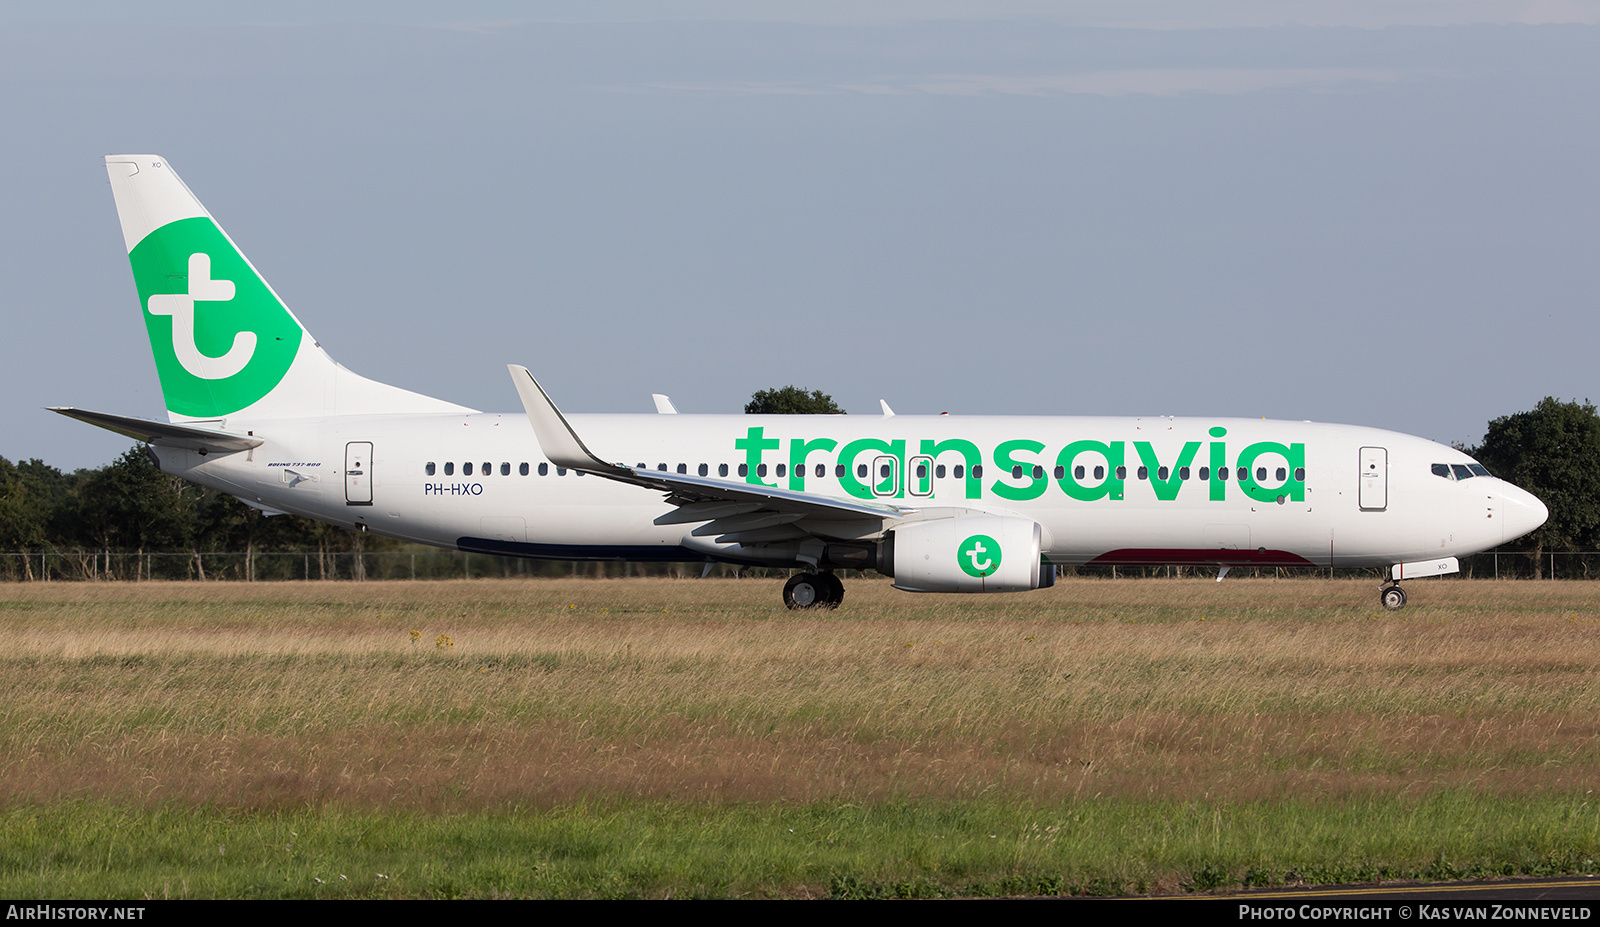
783,571,845,610
1380,583,1407,610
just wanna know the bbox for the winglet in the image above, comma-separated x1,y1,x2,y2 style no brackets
507,365,629,476
652,393,678,414
880,399,895,417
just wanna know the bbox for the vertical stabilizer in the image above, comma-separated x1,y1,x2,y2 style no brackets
105,155,472,422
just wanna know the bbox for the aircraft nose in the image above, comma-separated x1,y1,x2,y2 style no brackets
1497,483,1548,544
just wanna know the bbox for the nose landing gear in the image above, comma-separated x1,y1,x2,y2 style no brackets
1380,583,1407,610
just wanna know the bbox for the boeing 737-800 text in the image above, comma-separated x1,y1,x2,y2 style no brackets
54,155,1549,610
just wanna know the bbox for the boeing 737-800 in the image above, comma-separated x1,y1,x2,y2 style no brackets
54,155,1548,610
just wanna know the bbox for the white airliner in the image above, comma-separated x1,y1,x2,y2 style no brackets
55,155,1548,610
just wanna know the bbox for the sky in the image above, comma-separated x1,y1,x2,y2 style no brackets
3,1,1597,470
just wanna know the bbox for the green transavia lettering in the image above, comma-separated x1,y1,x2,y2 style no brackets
732,425,1305,502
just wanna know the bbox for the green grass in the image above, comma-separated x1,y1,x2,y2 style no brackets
3,796,1597,898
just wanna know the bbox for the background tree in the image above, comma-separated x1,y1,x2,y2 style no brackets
1469,397,1600,577
0,458,66,580
744,386,845,415
75,447,200,578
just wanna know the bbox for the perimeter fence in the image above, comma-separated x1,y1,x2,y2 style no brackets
0,548,1590,582
0,550,718,583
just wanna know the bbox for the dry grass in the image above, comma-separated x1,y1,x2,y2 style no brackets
0,576,1597,811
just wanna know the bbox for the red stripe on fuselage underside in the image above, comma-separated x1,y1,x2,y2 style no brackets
1085,548,1318,567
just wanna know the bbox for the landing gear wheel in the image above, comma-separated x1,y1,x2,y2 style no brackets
818,571,845,610
1380,584,1407,610
784,572,826,610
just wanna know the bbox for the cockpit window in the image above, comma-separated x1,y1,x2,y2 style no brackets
1433,461,1492,481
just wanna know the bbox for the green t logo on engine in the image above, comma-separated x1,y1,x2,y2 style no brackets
958,534,1001,578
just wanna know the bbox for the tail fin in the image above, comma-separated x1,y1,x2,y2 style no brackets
104,155,471,422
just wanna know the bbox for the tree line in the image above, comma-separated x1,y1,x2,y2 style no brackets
2,394,1594,580
0,448,380,581
1467,397,1600,577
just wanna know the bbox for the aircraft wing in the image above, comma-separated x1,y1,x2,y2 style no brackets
48,407,264,454
508,365,906,557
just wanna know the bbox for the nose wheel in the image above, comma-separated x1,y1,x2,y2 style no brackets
783,571,845,610
1380,583,1407,610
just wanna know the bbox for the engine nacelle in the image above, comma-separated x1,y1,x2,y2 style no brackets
888,516,1055,593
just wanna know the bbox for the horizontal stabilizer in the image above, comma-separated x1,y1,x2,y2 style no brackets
48,407,263,453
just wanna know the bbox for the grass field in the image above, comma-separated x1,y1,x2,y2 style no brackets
0,575,1597,898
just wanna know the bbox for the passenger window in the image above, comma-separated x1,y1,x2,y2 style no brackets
520,462,529,476
1238,467,1247,481
879,463,891,478
858,464,868,478
1032,465,1044,479
1178,467,1190,480
1012,465,1024,479
1158,467,1169,481
445,462,455,476
953,465,965,479
556,467,567,476
1275,468,1287,481
1094,465,1104,480
425,462,436,476
1256,467,1267,481
915,464,927,479
500,462,510,476
972,465,983,478
1199,467,1209,480
698,463,708,477
677,463,687,474
538,463,548,476
758,464,768,477
1055,466,1066,480
835,465,846,478
739,464,748,477
463,462,473,476
1294,467,1305,481
1137,467,1148,480
816,464,825,478
776,464,786,477
1116,466,1127,480
482,462,491,476
719,463,729,477
936,465,946,479
1217,466,1228,480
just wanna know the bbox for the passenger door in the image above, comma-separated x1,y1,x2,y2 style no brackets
1358,446,1387,511
345,441,373,506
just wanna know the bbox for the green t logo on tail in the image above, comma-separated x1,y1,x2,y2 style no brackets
129,217,301,417
958,534,1001,578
